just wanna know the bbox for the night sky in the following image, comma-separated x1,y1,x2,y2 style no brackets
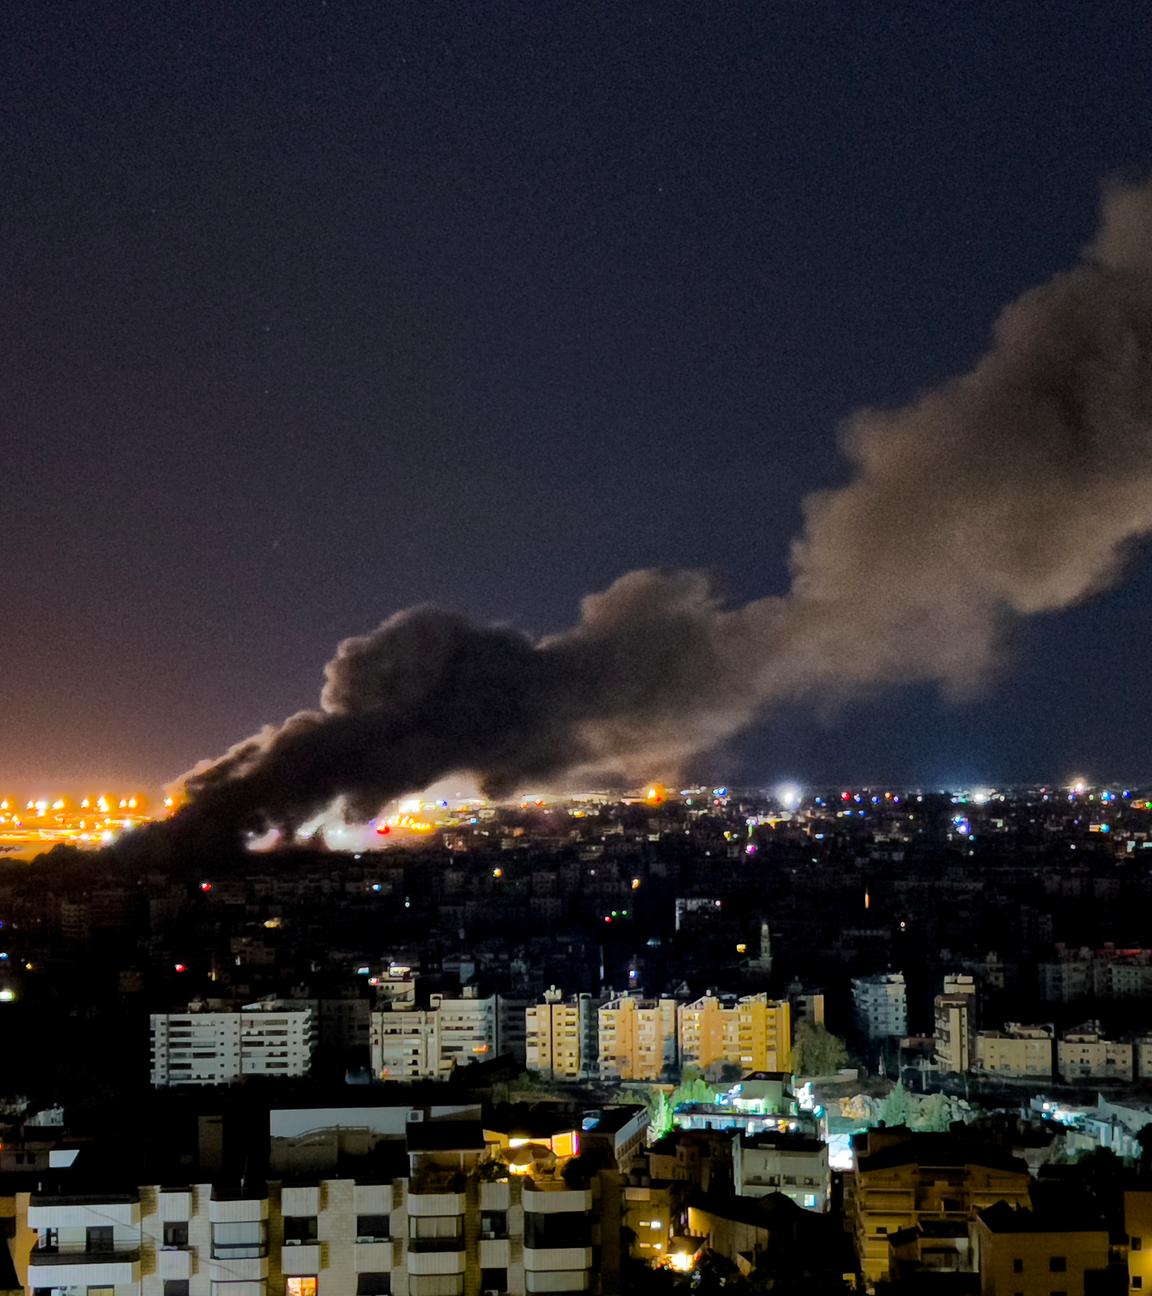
3,1,1151,793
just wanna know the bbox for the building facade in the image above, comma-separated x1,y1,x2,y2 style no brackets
597,997,678,1082
150,1001,315,1087
973,1024,1054,1079
851,973,907,1041
525,988,599,1081
676,994,792,1077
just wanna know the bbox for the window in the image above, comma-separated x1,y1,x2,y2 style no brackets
1050,1256,1067,1272
481,1267,508,1293
524,1211,590,1250
163,1221,189,1247
286,1280,318,1296
1136,1237,1144,1250
212,1220,268,1259
1134,1279,1144,1290
86,1226,114,1253
284,1216,318,1243
163,1283,190,1296
480,1211,507,1239
409,1215,463,1251
356,1214,390,1240
86,1289,115,1296
1014,1259,1024,1273
357,1277,391,1296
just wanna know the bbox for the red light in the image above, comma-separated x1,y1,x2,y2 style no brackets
841,791,851,801
199,881,212,892
604,915,613,924
376,824,391,835
174,963,187,973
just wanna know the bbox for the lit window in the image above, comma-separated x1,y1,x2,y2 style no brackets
287,1279,318,1296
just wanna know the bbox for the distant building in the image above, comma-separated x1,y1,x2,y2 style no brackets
370,986,499,1082
598,995,678,1082
150,1000,315,1087
851,973,907,1041
934,974,977,1074
1056,1024,1134,1082
525,987,599,1080
973,1024,1053,1079
676,993,791,1077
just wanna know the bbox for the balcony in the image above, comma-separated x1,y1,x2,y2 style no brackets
354,1240,395,1272
158,1247,193,1279
480,1237,511,1268
28,1246,141,1287
28,1195,140,1229
281,1241,323,1273
408,1248,467,1276
524,1245,594,1271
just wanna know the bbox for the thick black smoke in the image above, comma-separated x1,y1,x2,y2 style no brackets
177,180,1152,834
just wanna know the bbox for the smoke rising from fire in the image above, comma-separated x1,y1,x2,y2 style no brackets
178,180,1152,833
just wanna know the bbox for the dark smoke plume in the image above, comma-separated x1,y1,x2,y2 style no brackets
177,180,1152,834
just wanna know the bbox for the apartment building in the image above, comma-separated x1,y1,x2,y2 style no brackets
524,987,599,1080
371,988,500,1082
969,1200,1111,1296
598,996,678,1082
1056,1025,1134,1082
733,1130,829,1212
973,1024,1054,1079
676,994,792,1076
150,1000,315,1087
933,976,977,1074
3,1101,649,1296
846,1128,1030,1287
851,973,907,1041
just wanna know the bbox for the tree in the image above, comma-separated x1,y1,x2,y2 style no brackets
910,1090,953,1133
792,1020,850,1077
877,1079,911,1129
671,1076,716,1109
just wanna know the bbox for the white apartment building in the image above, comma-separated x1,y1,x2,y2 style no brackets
371,987,499,1082
1057,1026,1134,1082
150,1001,315,1087
733,1131,830,1212
6,1104,648,1296
851,973,907,1041
974,1023,1054,1078
372,1007,442,1081
525,987,599,1080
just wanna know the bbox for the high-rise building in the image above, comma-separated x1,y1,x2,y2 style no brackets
851,972,907,1041
934,974,977,1074
525,987,599,1080
150,1000,315,1087
371,987,500,1082
598,996,678,1082
676,994,792,1076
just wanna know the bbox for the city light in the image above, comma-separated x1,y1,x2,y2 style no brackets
777,783,802,810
